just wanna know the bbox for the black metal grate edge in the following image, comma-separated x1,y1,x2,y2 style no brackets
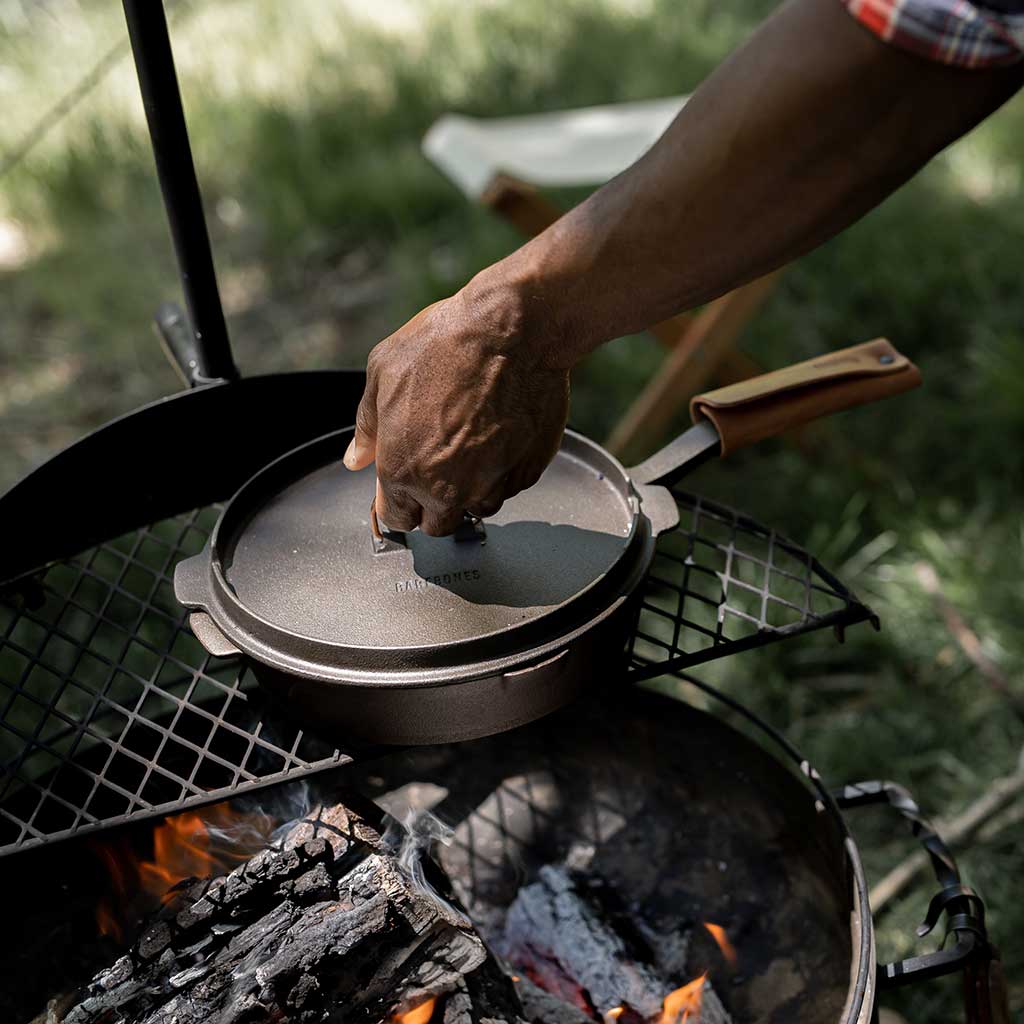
627,491,874,681
0,487,873,857
0,506,347,857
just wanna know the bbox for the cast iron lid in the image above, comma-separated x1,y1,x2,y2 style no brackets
175,427,656,683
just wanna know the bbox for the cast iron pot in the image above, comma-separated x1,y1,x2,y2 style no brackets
175,339,919,744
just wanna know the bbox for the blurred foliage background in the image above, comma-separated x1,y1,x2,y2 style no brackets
1,0,1022,1019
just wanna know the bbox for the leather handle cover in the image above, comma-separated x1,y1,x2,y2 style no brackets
690,338,921,455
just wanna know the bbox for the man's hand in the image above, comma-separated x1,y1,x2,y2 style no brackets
344,0,1022,538
343,277,570,536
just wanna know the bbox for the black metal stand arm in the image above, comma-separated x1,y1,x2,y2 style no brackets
122,0,237,383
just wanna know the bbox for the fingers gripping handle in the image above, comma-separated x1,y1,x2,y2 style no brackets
369,497,485,553
690,338,921,456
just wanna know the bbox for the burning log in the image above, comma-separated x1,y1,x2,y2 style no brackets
512,975,594,1024
63,802,527,1024
501,866,666,1018
500,867,734,1024
63,794,736,1024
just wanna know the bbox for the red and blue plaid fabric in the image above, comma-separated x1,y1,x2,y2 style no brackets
840,0,1024,67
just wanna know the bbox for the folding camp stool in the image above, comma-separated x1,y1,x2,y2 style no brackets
423,96,782,458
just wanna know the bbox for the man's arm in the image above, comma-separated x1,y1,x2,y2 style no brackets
346,0,1024,536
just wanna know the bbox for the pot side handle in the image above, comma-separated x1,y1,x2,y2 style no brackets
690,337,921,457
188,611,243,658
175,549,243,658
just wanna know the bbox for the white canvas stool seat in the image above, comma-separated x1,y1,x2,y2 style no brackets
422,96,688,198
422,96,780,460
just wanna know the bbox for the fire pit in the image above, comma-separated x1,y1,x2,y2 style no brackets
0,2,1004,1021
355,689,863,1024
0,682,997,1024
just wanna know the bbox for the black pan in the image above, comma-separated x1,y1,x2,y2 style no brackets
175,338,919,744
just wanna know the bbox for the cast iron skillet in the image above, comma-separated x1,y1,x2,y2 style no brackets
175,339,919,744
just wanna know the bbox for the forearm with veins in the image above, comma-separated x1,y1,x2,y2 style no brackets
475,0,1024,370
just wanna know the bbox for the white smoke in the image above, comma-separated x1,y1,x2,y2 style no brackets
384,808,471,928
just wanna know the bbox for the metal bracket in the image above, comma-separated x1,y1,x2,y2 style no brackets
124,0,238,383
155,302,232,388
833,780,999,1001
454,514,486,545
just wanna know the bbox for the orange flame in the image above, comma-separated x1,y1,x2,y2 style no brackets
602,1006,625,1024
94,800,273,940
702,922,737,967
658,974,706,1024
390,996,437,1024
94,840,133,942
96,903,121,940
141,810,219,904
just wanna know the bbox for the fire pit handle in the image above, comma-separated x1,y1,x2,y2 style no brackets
834,780,1008,1023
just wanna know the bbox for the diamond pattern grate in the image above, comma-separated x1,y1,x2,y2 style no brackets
0,489,871,857
0,507,345,857
628,491,871,680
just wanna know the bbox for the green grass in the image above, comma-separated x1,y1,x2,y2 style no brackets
2,1,1023,1019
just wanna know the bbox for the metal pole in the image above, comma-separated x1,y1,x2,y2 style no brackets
122,0,237,382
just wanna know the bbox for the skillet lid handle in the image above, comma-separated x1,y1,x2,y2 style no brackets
690,337,921,456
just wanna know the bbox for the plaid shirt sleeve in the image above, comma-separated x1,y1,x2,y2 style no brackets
840,0,1024,67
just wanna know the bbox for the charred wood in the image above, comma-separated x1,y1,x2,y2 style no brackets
58,798,734,1024
61,804,526,1024
499,866,734,1024
500,866,666,1020
512,976,593,1024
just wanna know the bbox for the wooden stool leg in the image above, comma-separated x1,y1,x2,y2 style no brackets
604,271,782,459
646,312,697,349
480,173,564,237
715,349,765,385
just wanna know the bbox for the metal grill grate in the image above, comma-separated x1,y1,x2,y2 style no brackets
0,507,347,857
0,488,871,857
628,492,871,680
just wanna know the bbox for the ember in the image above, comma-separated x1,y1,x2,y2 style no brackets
702,923,737,967
390,995,437,1024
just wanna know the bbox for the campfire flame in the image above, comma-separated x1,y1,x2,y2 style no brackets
94,800,274,942
142,810,221,902
658,974,707,1024
389,995,437,1024
702,922,737,967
